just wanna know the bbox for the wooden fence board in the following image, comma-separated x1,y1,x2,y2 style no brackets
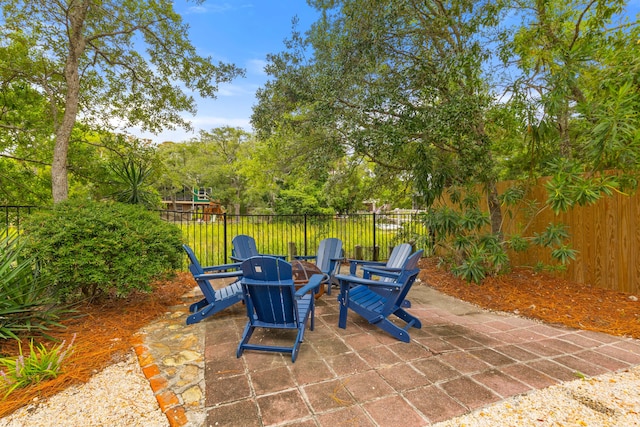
441,178,640,294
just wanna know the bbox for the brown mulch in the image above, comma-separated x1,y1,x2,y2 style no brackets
419,258,640,339
0,272,195,418
2,260,640,417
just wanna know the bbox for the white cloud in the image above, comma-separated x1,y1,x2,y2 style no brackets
247,58,268,76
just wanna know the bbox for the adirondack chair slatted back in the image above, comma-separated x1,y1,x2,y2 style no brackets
183,244,204,274
384,249,423,308
231,234,260,261
188,263,216,303
241,257,298,326
182,244,244,325
315,238,342,275
387,243,413,269
238,256,319,361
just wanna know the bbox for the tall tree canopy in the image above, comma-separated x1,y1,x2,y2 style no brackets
254,0,507,231
0,0,243,203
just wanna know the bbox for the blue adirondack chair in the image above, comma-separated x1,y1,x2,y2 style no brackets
237,256,323,362
230,234,286,262
349,243,413,307
183,244,244,325
294,237,343,295
335,250,424,342
348,243,413,277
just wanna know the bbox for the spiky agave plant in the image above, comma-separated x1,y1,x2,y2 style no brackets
0,233,68,339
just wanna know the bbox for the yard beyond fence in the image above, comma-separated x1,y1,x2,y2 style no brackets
2,206,427,267
160,211,427,266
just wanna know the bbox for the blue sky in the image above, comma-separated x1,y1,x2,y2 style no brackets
133,0,319,144
133,1,640,145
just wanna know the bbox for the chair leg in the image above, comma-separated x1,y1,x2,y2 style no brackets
189,298,208,313
375,318,411,343
338,292,349,329
394,308,422,329
237,323,255,358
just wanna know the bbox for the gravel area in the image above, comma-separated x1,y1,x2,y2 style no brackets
0,352,168,427
434,365,640,427
1,358,639,426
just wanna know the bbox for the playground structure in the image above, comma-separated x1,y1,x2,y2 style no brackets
161,187,226,222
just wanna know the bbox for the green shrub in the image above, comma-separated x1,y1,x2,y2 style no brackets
22,200,183,301
0,233,68,339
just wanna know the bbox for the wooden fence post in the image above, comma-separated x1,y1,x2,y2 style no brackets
288,242,297,261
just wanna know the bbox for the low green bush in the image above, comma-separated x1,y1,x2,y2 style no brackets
22,200,183,301
0,233,68,339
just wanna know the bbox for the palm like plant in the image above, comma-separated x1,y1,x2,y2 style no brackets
109,157,158,208
0,234,67,339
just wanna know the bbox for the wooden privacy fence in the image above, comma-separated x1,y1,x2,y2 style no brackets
486,178,639,294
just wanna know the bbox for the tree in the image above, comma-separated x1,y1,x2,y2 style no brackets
254,0,507,232
0,0,243,203
500,0,640,208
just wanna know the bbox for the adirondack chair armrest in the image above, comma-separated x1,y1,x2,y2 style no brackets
348,259,385,275
230,255,243,262
194,270,243,281
335,274,402,290
201,262,242,273
361,266,402,280
295,274,326,297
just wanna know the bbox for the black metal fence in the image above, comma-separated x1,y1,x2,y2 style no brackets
2,205,428,266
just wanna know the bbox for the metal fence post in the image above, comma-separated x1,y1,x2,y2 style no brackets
304,214,308,256
223,213,228,263
372,212,377,261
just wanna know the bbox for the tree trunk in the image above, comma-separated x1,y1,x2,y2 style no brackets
51,1,89,203
487,180,503,238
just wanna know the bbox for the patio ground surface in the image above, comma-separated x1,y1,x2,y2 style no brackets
197,280,640,426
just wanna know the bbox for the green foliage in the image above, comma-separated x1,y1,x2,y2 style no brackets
274,188,333,216
545,159,619,214
423,186,577,283
0,233,69,339
0,335,75,397
21,200,183,301
1,0,244,201
109,156,160,209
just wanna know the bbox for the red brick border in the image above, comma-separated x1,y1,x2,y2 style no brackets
133,343,189,427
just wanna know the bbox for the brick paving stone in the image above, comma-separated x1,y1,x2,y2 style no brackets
412,358,460,383
249,366,296,394
302,379,355,413
404,385,468,423
342,371,396,402
363,395,428,427
256,390,312,425
438,351,491,374
206,399,261,427
552,354,610,377
500,364,558,389
493,344,540,362
205,374,251,406
377,363,431,391
168,281,640,426
467,348,517,367
472,369,532,398
440,376,500,410
325,352,371,376
527,359,579,382
315,405,375,426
